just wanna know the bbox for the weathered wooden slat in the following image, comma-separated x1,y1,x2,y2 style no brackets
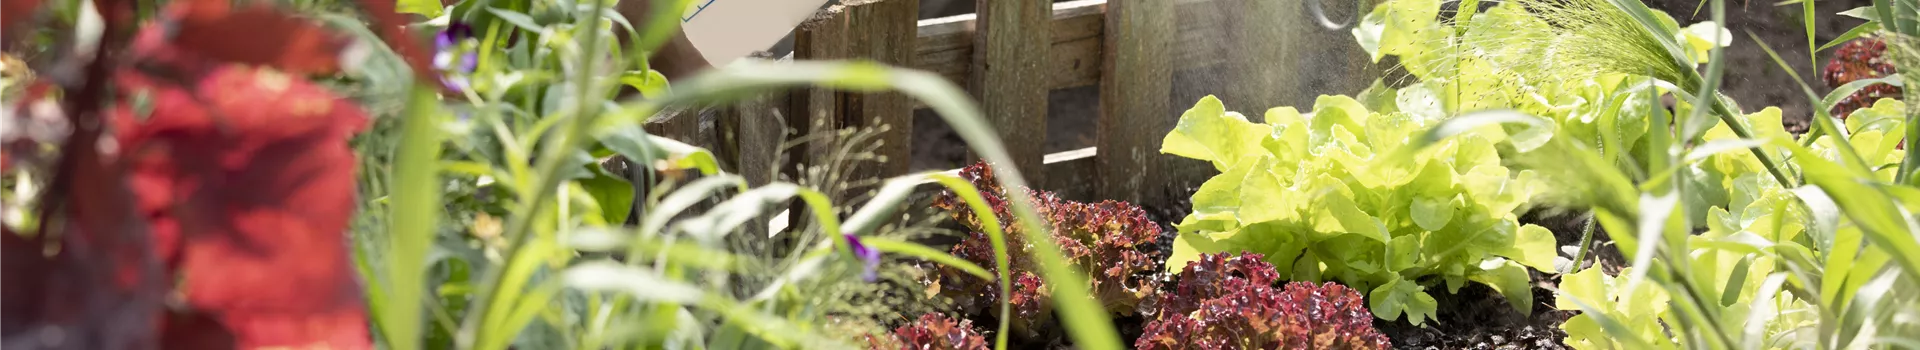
909,0,1226,109
842,0,918,179
642,105,707,148
1097,0,1172,204
716,53,789,188
970,0,1051,183
787,6,852,231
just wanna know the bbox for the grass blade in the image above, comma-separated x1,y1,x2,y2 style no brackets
379,86,446,350
862,237,994,280
927,174,1016,350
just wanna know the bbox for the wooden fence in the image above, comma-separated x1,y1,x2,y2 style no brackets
643,0,1376,206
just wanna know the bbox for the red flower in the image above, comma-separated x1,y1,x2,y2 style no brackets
110,64,371,349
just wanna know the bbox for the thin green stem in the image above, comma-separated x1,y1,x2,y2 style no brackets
1571,213,1598,273
1896,109,1912,184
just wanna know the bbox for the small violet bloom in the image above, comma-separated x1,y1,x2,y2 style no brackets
433,22,479,92
843,233,881,282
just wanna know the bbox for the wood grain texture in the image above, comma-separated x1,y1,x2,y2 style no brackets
842,0,918,179
1097,0,1172,204
909,0,1225,109
787,6,851,230
970,0,1051,183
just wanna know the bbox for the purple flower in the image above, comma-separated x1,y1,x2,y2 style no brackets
844,233,881,282
434,22,479,92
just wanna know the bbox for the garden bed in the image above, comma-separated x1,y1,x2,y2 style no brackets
898,184,1623,349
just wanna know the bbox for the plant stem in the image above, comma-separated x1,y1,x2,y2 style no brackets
1900,95,1920,184
1571,212,1598,273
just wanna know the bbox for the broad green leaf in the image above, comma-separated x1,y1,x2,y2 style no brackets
1371,277,1439,325
1410,195,1456,231
1470,260,1535,315
1558,267,1608,311
620,70,672,98
1309,95,1373,145
578,170,634,224
1162,95,1274,170
1386,234,1421,272
1501,224,1558,271
1357,79,1400,113
1376,0,1441,61
1237,158,1291,224
1676,21,1732,65
1845,98,1906,135
1190,158,1259,216
1353,5,1390,61
1167,230,1232,273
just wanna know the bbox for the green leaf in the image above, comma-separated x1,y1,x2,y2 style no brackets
597,125,721,175
1162,95,1274,170
862,237,993,280
1819,22,1883,51
621,70,672,98
1840,5,1879,21
1353,4,1390,61
398,0,444,17
1676,21,1733,64
1190,158,1258,217
1823,75,1905,113
565,261,704,303
1168,230,1230,273
1501,224,1559,271
578,170,634,224
1371,277,1439,325
486,7,544,32
1386,234,1421,272
1470,259,1535,315
1236,158,1290,224
1410,195,1456,231
1377,0,1441,61
377,88,443,350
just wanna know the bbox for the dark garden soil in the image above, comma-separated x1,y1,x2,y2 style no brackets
1371,281,1575,350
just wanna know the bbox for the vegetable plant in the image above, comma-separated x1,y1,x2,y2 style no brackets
1159,93,1558,325
929,161,1164,340
1136,252,1390,350
863,313,991,350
